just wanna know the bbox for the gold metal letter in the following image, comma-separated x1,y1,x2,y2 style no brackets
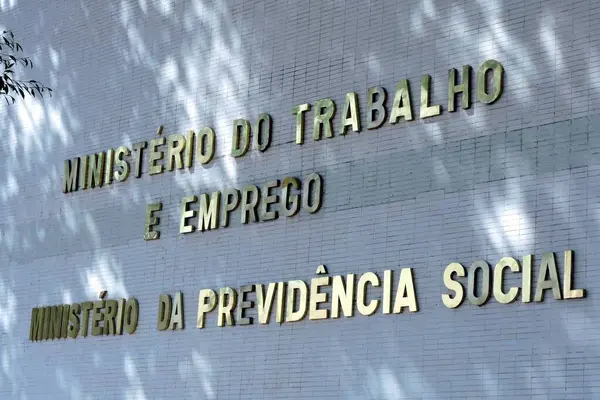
339,92,361,135
62,158,80,193
196,289,217,329
114,146,131,182
563,250,585,299
241,185,259,224
256,283,277,324
477,59,504,104
254,113,272,152
260,180,279,221
309,276,331,320
184,129,195,168
29,308,44,341
168,292,184,330
420,74,441,119
276,282,286,323
448,66,471,112
199,191,221,231
68,303,80,339
292,103,311,144
285,280,308,322
237,285,255,325
331,274,355,318
179,195,197,234
91,300,105,336
144,202,162,240
42,307,51,340
231,119,251,157
383,270,393,314
367,86,387,129
157,294,172,331
166,133,186,171
302,173,323,214
534,252,562,302
388,80,413,123
123,298,139,334
442,262,466,309
217,287,237,327
61,304,70,339
103,300,117,335
313,99,335,140
115,298,125,335
148,137,166,175
221,189,240,227
87,152,105,188
493,257,520,304
197,127,216,164
357,272,380,316
79,156,88,190
522,254,533,303
104,148,115,185
468,260,491,306
132,141,147,178
393,268,418,313
80,301,93,337
281,177,300,217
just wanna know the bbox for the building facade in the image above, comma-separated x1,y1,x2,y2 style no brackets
1,0,599,398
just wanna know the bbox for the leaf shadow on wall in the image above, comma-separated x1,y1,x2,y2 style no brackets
0,0,599,398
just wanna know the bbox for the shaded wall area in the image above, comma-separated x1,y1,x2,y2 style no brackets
0,0,599,398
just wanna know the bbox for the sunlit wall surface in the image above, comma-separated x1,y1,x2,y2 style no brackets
1,0,599,398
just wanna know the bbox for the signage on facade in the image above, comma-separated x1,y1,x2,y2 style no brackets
24,59,582,343
60,59,505,240
30,250,585,341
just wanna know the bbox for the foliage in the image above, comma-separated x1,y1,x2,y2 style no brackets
0,30,52,104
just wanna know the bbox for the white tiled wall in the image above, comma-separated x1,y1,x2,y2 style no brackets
1,0,599,398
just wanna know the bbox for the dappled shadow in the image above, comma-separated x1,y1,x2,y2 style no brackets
0,0,599,398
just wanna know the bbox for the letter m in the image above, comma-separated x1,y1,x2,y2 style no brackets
199,192,221,231
29,308,44,341
63,158,80,193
